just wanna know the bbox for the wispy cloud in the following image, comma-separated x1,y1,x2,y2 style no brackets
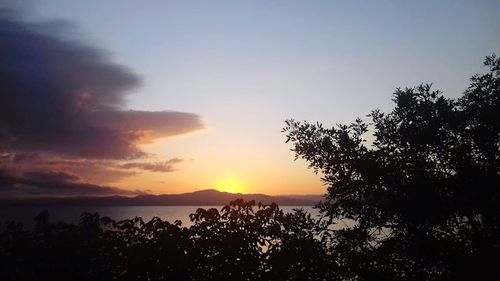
119,158,184,172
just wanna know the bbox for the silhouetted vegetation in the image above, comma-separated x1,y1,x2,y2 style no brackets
1,55,499,280
0,200,329,281
284,54,500,280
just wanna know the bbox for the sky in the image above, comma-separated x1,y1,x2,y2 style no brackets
1,0,499,197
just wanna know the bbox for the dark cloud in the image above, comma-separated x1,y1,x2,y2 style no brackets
0,12,203,197
12,152,40,163
4,156,137,184
119,158,184,172
0,169,144,198
23,170,82,183
0,14,203,160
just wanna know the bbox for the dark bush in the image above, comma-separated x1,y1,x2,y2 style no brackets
0,200,330,281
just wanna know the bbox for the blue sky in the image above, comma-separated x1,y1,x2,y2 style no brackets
25,0,500,117
3,0,500,195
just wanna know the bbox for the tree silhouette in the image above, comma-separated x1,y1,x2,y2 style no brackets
188,199,331,280
0,200,330,281
283,55,500,280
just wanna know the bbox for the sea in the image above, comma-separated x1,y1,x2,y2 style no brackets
0,206,319,229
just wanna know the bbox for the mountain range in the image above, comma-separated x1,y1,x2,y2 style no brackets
0,189,324,207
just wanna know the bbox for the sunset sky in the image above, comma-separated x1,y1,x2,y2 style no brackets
1,0,499,197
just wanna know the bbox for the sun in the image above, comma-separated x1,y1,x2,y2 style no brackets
216,178,245,194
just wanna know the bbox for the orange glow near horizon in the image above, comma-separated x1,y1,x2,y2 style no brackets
110,132,326,196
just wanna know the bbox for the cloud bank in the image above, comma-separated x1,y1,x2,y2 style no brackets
0,169,145,198
0,15,203,159
0,13,202,197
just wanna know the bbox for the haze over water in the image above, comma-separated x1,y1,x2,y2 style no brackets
0,206,318,228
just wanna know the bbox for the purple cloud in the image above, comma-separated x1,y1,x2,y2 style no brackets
0,12,202,197
0,14,203,160
0,169,144,198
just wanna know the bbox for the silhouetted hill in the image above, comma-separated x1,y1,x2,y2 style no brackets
0,189,323,206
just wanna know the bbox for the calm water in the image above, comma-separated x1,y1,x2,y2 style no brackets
0,206,318,228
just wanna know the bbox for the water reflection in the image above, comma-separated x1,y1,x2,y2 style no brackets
0,206,319,228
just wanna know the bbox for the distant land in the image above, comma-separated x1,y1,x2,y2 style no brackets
0,189,324,207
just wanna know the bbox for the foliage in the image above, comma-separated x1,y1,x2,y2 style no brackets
0,200,330,281
283,55,500,280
